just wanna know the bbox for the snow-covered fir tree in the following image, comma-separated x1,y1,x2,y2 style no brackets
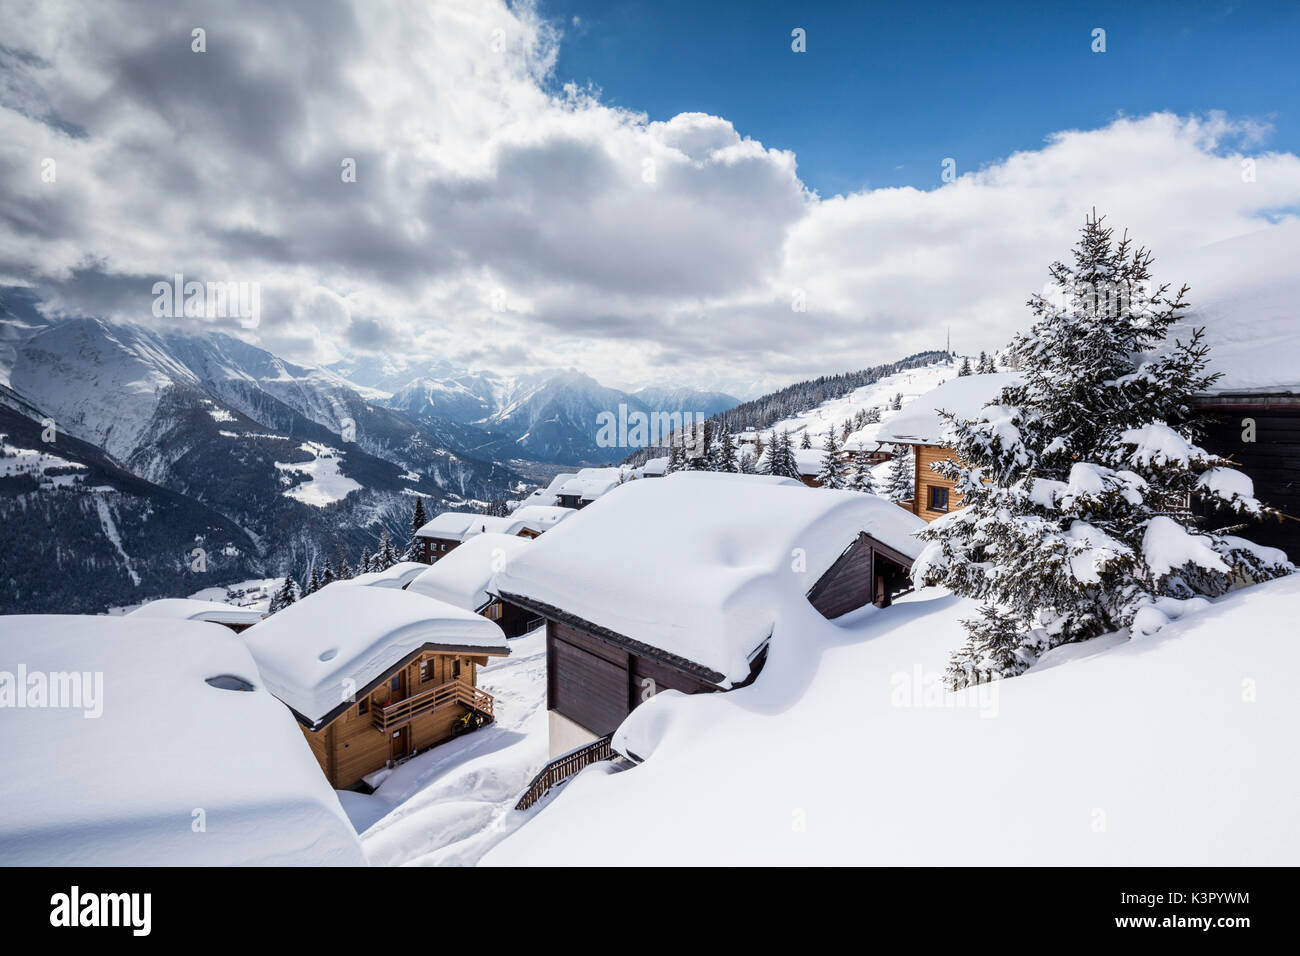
715,426,738,473
359,546,373,574
376,529,397,570
335,545,353,581
885,445,914,503
268,574,298,614
957,356,973,376
891,393,903,410
737,446,758,474
319,559,336,588
913,213,1293,688
800,431,813,449
762,429,800,479
816,430,846,489
977,351,996,374
306,565,321,595
848,449,876,494
666,444,684,473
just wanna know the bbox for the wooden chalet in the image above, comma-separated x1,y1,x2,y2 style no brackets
126,597,264,633
413,512,528,563
242,585,510,789
407,532,543,638
877,373,1020,521
493,472,928,764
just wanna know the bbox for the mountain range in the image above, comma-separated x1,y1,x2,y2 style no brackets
0,288,739,611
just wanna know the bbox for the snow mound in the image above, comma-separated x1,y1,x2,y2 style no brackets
0,615,364,866
485,574,1300,865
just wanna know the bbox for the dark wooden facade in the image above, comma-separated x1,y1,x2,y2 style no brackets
480,596,543,638
414,535,461,564
806,532,915,615
1193,395,1300,561
905,442,958,522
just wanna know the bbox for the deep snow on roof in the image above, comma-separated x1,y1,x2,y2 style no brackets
494,471,928,684
416,512,525,541
557,476,620,500
1162,222,1300,394
242,585,509,725
126,597,264,625
0,615,364,866
338,561,429,589
508,504,576,534
877,373,1020,445
407,533,532,612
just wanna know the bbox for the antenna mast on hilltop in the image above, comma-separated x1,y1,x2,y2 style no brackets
946,327,951,361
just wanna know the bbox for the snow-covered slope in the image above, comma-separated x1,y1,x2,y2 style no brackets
762,360,963,450
485,574,1300,865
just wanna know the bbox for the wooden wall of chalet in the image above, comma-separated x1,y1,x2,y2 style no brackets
1194,400,1300,562
303,650,486,789
546,620,716,739
912,443,959,521
806,532,913,618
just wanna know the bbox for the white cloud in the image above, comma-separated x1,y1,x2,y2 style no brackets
1,0,1297,397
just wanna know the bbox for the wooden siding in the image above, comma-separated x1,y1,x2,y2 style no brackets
306,650,490,789
807,534,874,619
1194,402,1300,561
546,619,716,739
913,443,959,522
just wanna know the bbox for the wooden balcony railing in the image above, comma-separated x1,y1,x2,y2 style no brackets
371,678,495,732
514,733,615,811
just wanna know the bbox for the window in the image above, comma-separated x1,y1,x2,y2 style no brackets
358,697,369,715
419,659,433,683
929,486,950,512
391,675,401,692
452,659,462,680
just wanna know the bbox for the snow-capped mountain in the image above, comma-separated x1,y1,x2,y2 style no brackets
370,364,741,465
0,299,525,611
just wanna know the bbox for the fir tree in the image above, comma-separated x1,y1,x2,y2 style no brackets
666,444,683,474
816,431,846,489
957,356,973,376
319,558,336,588
762,429,800,479
848,449,876,494
891,393,903,411
715,426,738,473
411,496,428,540
800,431,812,449
377,529,397,570
976,351,995,374
335,545,353,581
306,565,321,595
885,446,914,503
914,213,1293,687
737,446,758,474
359,546,373,574
269,574,298,614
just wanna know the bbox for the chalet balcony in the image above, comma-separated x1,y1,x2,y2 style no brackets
371,679,495,733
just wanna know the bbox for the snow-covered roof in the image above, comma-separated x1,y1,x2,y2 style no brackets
494,471,929,685
557,476,620,500
793,448,823,476
641,456,669,476
0,615,364,865
242,585,509,726
338,561,429,590
507,504,576,535
407,533,532,612
877,373,1021,446
1162,222,1300,395
416,511,526,541
126,597,265,626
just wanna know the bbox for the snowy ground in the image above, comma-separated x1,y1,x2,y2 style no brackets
107,577,281,616
483,575,1300,866
341,627,551,866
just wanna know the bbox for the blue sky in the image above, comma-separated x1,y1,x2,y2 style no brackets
539,0,1300,196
